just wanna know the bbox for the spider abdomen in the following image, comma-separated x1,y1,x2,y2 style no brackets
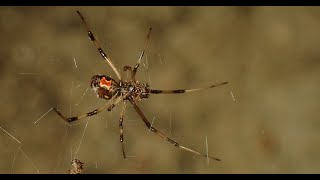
90,75,118,100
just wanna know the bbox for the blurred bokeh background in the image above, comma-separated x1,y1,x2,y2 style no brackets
1,6,320,174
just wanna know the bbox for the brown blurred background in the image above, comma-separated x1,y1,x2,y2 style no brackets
1,6,320,174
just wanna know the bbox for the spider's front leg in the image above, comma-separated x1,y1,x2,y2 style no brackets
122,27,151,82
123,65,134,81
132,27,152,80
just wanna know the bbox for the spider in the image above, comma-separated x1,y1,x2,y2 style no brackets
54,10,228,162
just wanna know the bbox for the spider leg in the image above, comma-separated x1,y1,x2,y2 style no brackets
123,65,134,80
54,95,123,123
129,96,221,161
119,100,127,158
76,10,122,80
132,27,152,81
150,81,228,94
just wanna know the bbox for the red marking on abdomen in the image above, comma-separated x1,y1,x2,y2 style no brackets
100,77,112,90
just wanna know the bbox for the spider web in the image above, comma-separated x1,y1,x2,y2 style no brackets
0,6,232,173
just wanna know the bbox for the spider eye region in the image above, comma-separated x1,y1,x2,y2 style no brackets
100,76,112,90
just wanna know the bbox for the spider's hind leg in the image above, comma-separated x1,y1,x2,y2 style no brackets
54,95,123,123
